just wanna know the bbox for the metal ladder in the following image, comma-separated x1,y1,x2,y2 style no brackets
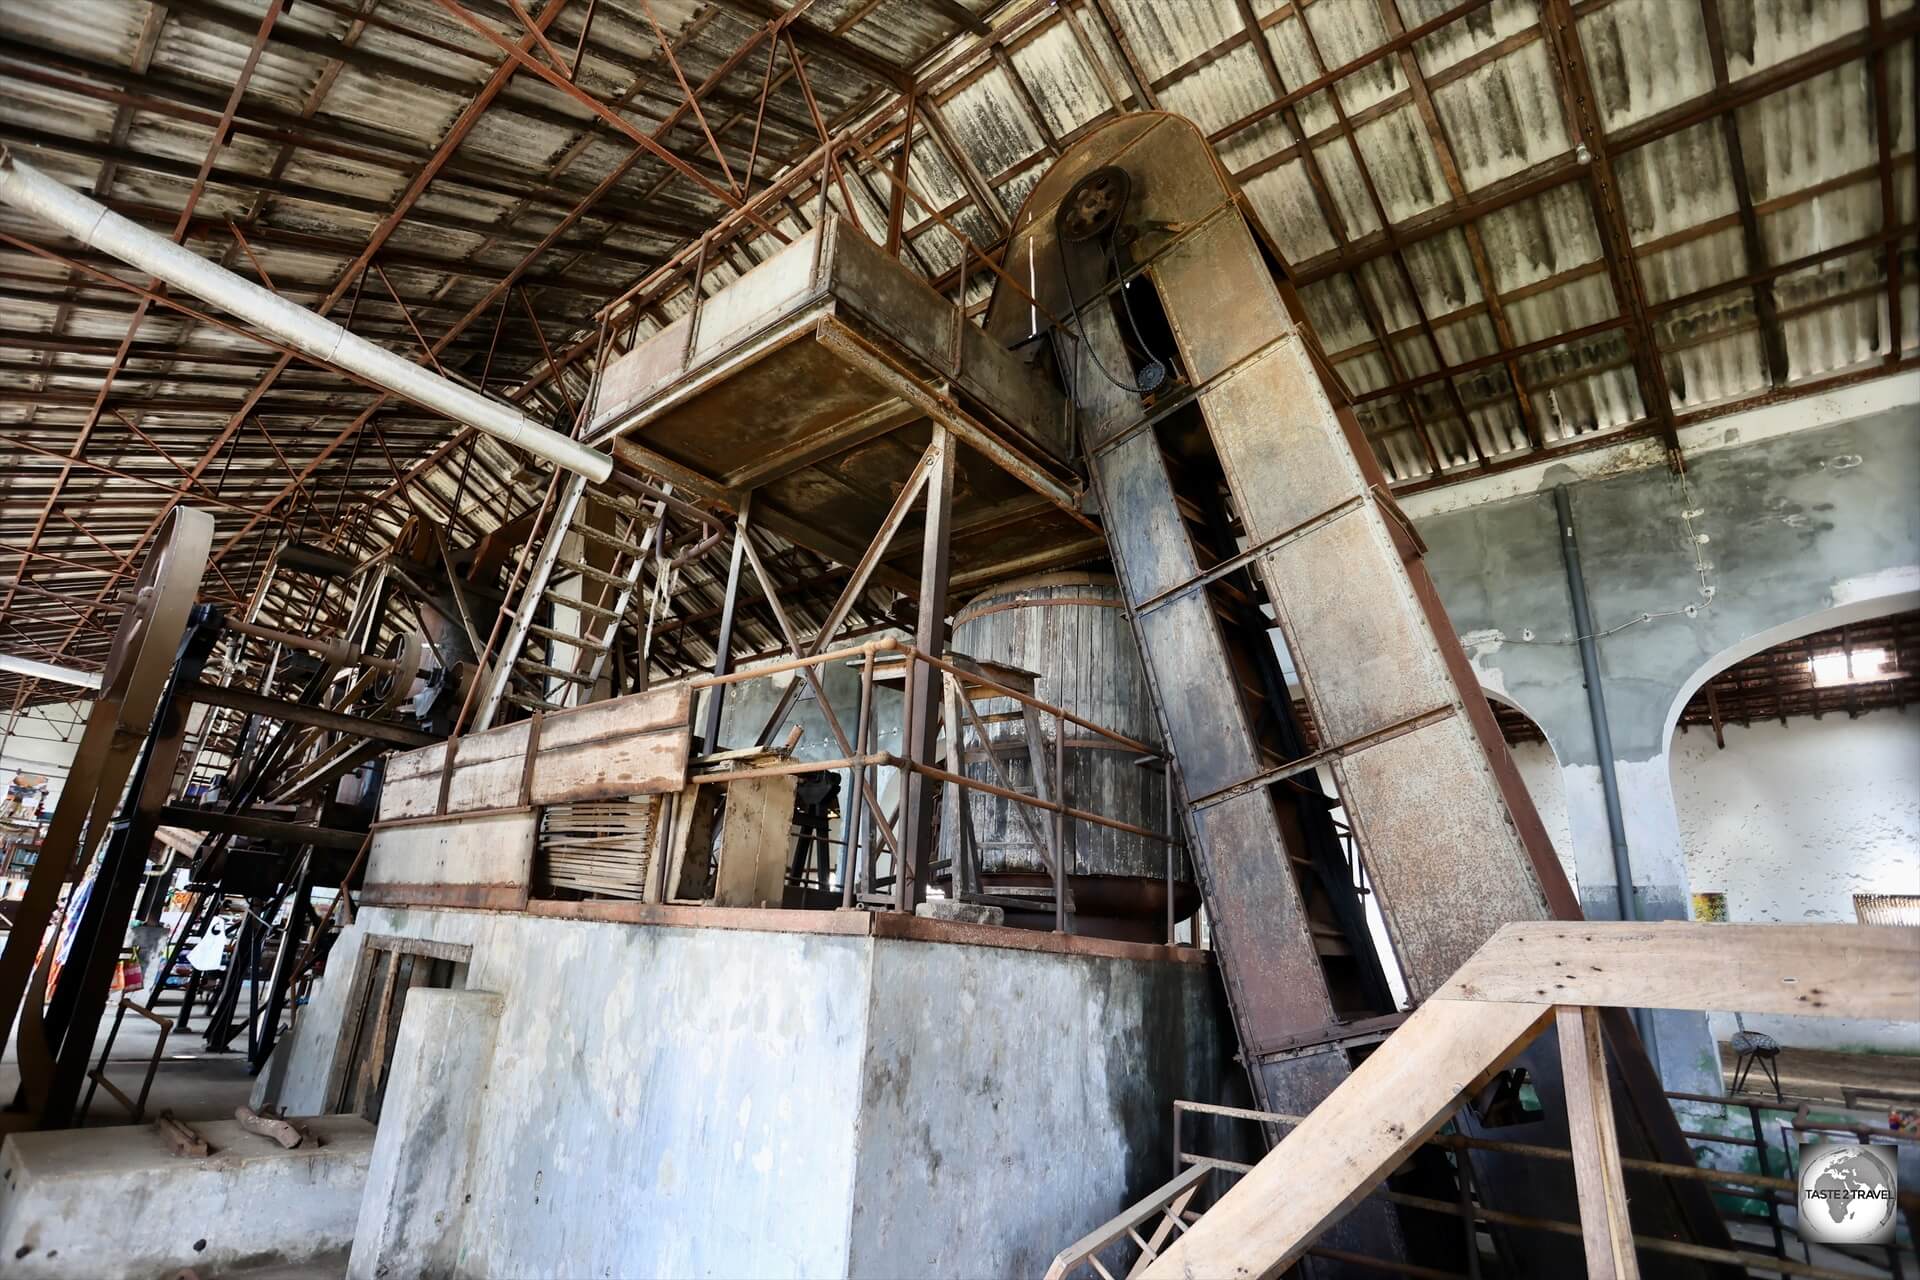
473,471,668,732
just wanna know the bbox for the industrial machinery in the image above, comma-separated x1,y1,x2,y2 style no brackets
0,97,1768,1272
979,112,1733,1275
0,513,459,1128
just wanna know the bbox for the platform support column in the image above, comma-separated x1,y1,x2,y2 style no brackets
701,493,752,752
899,427,954,907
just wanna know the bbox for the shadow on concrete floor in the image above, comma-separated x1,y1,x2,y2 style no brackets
0,991,258,1127
194,1248,350,1279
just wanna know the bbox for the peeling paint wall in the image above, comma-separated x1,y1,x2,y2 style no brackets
1508,714,1920,1053
1506,738,1576,893
1417,387,1919,1085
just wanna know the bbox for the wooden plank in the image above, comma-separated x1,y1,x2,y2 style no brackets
530,725,690,804
711,774,796,908
1141,998,1550,1280
381,686,693,819
534,683,690,751
1557,1005,1639,1280
364,810,536,902
358,883,529,911
1437,922,1920,1021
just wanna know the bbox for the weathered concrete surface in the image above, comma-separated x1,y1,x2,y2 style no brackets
848,939,1232,1278
1416,399,1919,1087
265,907,1229,1278
0,1115,372,1279
273,908,871,1278
349,989,503,1280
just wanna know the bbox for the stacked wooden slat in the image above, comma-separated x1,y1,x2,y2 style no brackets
537,797,663,900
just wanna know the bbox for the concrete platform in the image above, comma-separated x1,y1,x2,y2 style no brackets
0,1115,374,1279
264,904,1235,1278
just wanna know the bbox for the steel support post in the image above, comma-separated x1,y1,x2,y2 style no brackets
701,493,751,752
30,608,221,1129
898,427,954,907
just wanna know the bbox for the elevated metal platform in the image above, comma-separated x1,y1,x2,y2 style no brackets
588,217,1099,594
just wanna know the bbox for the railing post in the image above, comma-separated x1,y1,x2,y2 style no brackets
1748,1100,1787,1261
1053,715,1067,934
1556,1004,1640,1280
843,645,874,909
1164,757,1177,947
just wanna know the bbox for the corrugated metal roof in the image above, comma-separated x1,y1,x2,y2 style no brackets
0,0,1908,705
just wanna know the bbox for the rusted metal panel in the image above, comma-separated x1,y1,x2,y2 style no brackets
1191,790,1333,1051
689,232,823,364
1097,431,1201,603
585,211,1087,590
1150,212,1291,385
1200,336,1362,545
596,313,692,426
826,218,957,393
1134,593,1257,800
1258,508,1452,746
1331,716,1551,998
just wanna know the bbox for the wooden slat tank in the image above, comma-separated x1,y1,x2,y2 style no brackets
942,573,1195,939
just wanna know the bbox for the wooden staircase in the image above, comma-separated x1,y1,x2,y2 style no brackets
1044,924,1917,1280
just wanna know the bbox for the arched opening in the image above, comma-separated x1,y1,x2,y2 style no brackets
1482,693,1578,900
1662,598,1920,1072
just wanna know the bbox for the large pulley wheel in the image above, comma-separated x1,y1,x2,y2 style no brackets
1057,166,1131,243
99,509,208,699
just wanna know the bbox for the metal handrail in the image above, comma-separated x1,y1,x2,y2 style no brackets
690,640,1187,938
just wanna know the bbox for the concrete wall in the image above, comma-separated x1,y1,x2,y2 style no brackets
265,907,1230,1278
0,1116,373,1279
1670,709,1920,1052
1410,379,1919,1087
848,940,1230,1278
271,908,871,1279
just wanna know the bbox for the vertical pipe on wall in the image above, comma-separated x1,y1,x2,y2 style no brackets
1554,484,1660,1062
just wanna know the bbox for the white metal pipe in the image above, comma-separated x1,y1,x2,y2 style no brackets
0,149,612,484
0,653,103,692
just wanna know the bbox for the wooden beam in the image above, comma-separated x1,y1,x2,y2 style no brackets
1557,1005,1640,1280
1437,922,1920,1021
1141,997,1551,1279
183,681,438,748
155,804,364,851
